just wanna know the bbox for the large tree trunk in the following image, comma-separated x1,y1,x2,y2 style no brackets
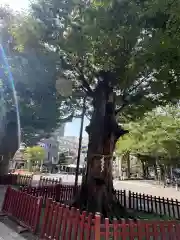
125,151,131,179
72,76,133,219
0,154,10,175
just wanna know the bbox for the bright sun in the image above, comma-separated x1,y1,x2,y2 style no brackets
0,0,29,11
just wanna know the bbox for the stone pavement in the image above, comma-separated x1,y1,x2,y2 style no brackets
0,222,26,240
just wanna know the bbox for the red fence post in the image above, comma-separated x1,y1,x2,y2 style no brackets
33,197,43,233
40,198,53,238
94,212,101,240
1,187,42,234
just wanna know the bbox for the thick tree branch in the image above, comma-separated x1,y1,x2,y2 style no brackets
78,73,94,96
115,88,151,115
73,60,94,96
115,72,154,115
115,103,127,115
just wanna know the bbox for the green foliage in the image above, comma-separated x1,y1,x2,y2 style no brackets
116,105,180,163
1,0,180,150
10,0,180,121
24,145,45,162
0,6,71,147
24,145,45,171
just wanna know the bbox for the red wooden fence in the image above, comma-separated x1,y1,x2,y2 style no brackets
0,174,32,186
21,184,80,204
21,184,180,219
97,218,180,239
0,174,62,187
0,174,18,185
2,187,180,239
40,198,180,240
1,186,42,233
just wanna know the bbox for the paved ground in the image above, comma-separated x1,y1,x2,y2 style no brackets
0,222,26,240
34,173,180,200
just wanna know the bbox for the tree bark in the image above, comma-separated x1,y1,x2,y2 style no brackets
0,155,10,175
0,119,18,176
126,151,131,179
141,161,146,179
154,163,158,180
72,77,132,219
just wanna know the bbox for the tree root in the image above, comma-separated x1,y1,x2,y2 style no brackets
71,183,137,222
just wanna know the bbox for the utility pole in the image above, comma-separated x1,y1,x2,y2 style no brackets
74,97,86,195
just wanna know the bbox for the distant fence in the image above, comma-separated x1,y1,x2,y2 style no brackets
0,174,32,186
0,174,62,187
20,184,180,220
1,186,42,233
20,184,80,204
39,176,62,187
40,198,180,240
1,187,180,239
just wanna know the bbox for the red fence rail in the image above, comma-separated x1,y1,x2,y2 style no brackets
1,186,42,233
20,184,80,204
40,198,180,240
20,184,180,219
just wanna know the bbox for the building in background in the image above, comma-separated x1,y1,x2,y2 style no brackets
38,138,59,165
38,122,89,172
38,124,65,171
10,143,27,170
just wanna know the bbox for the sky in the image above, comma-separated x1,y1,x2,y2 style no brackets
64,117,89,137
1,0,90,138
0,0,30,11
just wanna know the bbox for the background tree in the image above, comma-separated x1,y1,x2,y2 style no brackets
12,0,180,218
0,6,73,175
24,146,45,172
117,105,180,179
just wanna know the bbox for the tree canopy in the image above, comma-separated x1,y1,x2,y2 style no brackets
24,145,45,171
0,6,71,147
11,0,180,120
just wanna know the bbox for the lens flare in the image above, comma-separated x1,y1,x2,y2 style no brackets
0,44,21,147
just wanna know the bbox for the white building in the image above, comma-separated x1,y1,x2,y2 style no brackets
38,124,65,165
39,138,59,165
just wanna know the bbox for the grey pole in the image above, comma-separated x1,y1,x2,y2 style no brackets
74,97,86,195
